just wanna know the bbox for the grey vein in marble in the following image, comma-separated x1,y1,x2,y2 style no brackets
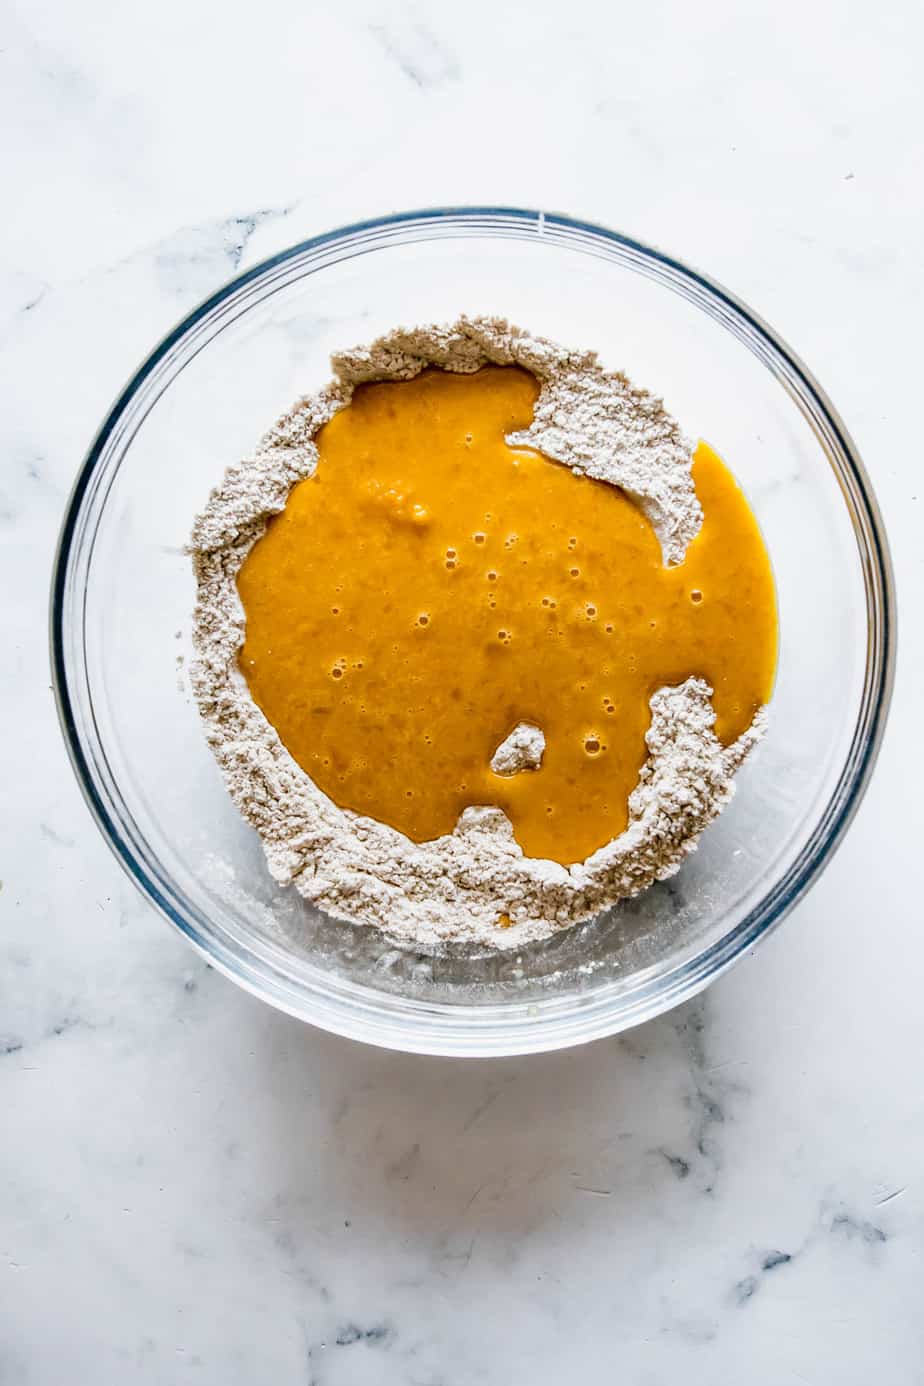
368,21,460,89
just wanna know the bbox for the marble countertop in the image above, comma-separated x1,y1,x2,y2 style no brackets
3,1,923,1380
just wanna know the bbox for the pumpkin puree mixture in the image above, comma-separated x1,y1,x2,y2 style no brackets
237,365,777,866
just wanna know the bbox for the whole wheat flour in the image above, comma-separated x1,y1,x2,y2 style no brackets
190,317,767,952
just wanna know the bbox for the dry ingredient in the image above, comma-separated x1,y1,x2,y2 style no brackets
190,317,769,951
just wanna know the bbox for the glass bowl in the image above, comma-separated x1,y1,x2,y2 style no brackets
51,208,895,1056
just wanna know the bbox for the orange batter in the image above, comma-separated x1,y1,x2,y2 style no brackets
237,366,777,865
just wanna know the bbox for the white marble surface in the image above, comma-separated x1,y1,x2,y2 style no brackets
3,1,924,1380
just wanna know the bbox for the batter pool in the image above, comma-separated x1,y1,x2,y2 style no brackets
236,365,777,866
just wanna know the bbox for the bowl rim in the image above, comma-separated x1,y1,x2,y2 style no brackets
49,206,897,1056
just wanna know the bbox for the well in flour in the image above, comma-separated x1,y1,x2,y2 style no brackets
190,316,768,952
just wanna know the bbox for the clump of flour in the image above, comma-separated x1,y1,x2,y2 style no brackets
491,722,546,775
190,316,766,952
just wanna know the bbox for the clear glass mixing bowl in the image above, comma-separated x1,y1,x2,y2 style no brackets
51,209,895,1056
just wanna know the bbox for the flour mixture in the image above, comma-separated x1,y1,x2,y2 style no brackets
190,318,776,950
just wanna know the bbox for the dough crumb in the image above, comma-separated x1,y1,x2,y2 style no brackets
491,723,546,775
